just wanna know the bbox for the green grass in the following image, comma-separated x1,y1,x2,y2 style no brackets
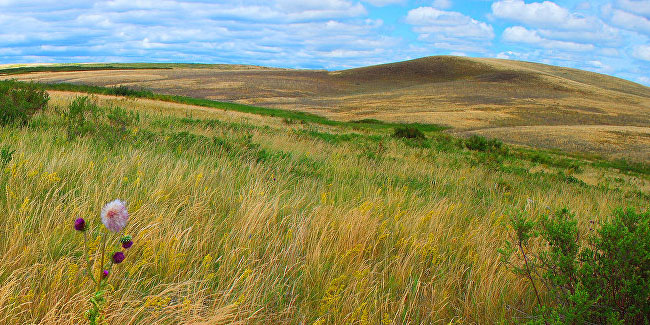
12,80,643,177
3,79,449,133
0,90,648,323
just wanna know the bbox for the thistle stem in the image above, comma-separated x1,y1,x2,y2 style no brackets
97,232,107,292
83,230,97,285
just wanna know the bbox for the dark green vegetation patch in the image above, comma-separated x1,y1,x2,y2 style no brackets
0,80,49,126
501,208,650,324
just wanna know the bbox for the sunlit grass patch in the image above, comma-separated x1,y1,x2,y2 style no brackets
0,86,647,323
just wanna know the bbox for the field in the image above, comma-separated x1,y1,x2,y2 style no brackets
4,56,650,162
1,79,648,323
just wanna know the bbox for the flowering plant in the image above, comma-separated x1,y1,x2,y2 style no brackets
75,199,133,324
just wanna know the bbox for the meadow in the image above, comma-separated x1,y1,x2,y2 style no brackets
0,80,648,323
5,56,650,162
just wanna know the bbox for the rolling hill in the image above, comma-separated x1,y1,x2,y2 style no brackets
3,56,650,161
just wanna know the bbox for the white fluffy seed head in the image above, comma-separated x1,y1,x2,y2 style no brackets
101,199,129,232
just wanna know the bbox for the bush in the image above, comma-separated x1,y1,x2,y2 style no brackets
393,126,425,140
106,105,139,132
60,96,102,139
59,96,139,146
464,135,504,152
1,145,15,167
108,85,137,96
106,85,153,97
500,207,650,324
0,80,49,126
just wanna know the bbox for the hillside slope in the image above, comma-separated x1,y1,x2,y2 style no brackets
4,56,650,160
1,85,647,323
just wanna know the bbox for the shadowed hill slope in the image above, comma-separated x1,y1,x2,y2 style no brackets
4,56,650,161
334,56,650,97
332,56,498,85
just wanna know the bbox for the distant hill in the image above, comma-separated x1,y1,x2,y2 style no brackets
334,56,650,97
4,56,650,161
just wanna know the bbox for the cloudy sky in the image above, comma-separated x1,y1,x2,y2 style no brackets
1,0,649,85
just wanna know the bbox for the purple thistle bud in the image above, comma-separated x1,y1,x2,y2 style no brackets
112,251,125,264
74,218,86,231
102,270,109,278
122,240,133,249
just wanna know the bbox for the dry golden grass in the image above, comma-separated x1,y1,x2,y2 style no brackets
0,91,647,323
5,56,649,161
464,125,650,162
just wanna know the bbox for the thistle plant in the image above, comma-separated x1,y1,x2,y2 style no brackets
74,199,133,324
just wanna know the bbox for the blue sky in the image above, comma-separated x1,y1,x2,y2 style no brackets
1,0,649,85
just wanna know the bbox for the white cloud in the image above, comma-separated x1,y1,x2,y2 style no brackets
600,48,620,56
492,0,629,63
536,24,621,46
0,0,648,86
275,0,368,19
607,7,650,34
361,0,405,6
432,0,452,9
502,26,594,51
0,0,411,68
405,6,493,53
492,0,595,30
495,50,542,61
406,7,494,39
632,45,650,61
91,0,368,22
494,50,541,61
617,0,650,18
584,60,613,73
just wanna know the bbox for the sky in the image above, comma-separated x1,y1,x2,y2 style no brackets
1,0,649,85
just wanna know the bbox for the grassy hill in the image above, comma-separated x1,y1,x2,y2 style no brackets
3,56,649,161
0,79,648,323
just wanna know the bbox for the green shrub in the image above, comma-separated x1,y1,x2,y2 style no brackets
393,126,425,140
595,158,650,175
108,85,137,96
106,85,153,97
0,145,14,166
0,80,49,126
106,105,139,132
430,133,462,152
59,96,139,147
557,171,586,186
500,207,650,324
60,96,102,139
464,135,505,153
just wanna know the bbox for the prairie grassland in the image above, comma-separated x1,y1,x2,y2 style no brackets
466,125,650,162
0,91,648,324
6,56,650,161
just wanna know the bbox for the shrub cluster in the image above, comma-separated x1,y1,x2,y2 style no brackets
59,96,139,145
106,85,153,97
501,207,650,324
0,80,49,126
464,135,504,153
393,126,425,140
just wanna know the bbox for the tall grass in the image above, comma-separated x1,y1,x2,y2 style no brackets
1,80,449,133
0,93,647,324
